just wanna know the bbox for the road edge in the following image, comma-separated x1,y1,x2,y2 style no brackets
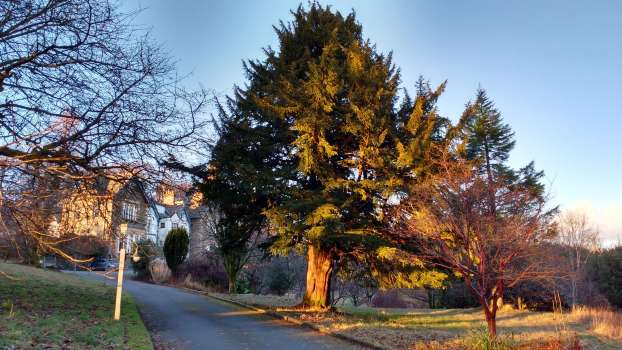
180,287,387,350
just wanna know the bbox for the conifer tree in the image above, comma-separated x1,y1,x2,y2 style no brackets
200,101,273,293
464,88,516,183
209,4,448,308
230,4,402,307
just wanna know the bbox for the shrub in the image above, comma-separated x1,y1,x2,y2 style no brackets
266,267,292,296
149,258,171,283
178,252,228,291
428,280,479,309
370,289,408,308
163,227,189,274
130,239,159,279
245,254,306,296
182,274,209,292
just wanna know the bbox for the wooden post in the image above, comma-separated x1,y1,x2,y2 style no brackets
113,247,125,320
113,224,128,321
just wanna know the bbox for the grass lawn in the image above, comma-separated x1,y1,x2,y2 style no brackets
216,293,622,349
0,262,153,350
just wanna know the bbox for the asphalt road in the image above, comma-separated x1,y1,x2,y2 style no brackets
71,271,360,350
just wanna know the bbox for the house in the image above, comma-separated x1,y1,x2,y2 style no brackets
55,176,155,256
148,201,191,246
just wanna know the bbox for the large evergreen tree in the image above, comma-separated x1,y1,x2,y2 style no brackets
206,4,448,308
230,4,418,307
256,5,400,307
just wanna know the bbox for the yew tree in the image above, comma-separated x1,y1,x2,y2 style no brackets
200,102,272,293
229,4,407,308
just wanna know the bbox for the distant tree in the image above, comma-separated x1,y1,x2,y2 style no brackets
557,210,599,308
163,228,189,274
588,246,622,308
393,146,556,337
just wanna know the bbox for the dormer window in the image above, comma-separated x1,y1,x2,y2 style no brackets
122,202,137,221
160,222,165,228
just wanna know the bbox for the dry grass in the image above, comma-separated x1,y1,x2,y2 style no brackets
212,293,622,350
181,274,211,292
212,292,298,308
571,307,622,340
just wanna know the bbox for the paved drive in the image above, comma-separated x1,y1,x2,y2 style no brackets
72,271,360,350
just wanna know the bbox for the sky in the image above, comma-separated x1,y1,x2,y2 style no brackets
125,0,622,244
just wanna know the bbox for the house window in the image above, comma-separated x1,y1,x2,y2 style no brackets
122,202,137,221
172,223,178,228
160,222,165,228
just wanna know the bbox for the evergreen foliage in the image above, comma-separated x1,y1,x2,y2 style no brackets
204,3,450,307
588,246,622,308
201,102,271,293
163,228,189,274
464,88,516,181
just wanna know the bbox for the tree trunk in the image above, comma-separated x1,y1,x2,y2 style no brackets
302,245,333,308
228,274,237,294
483,297,499,337
223,256,240,294
484,308,497,337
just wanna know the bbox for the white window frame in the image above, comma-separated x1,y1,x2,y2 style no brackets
122,202,137,221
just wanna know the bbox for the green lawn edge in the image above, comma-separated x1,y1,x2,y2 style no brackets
0,262,154,350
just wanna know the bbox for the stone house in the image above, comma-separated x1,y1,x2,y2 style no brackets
55,176,214,257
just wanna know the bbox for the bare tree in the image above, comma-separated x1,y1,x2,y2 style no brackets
557,209,599,308
0,0,210,259
392,150,557,337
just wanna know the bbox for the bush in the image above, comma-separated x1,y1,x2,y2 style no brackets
163,227,189,274
149,258,171,283
428,280,479,309
266,267,292,296
130,239,159,279
370,289,408,308
245,254,306,296
178,252,228,291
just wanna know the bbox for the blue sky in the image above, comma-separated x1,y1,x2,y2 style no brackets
126,1,622,243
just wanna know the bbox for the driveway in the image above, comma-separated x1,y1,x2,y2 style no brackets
71,271,360,350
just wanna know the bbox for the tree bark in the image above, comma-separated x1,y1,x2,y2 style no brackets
228,274,237,294
483,296,499,337
302,245,333,308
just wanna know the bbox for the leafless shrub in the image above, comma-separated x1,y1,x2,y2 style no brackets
149,258,171,284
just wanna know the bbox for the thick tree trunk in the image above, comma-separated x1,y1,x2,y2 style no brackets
302,245,333,308
228,274,237,294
